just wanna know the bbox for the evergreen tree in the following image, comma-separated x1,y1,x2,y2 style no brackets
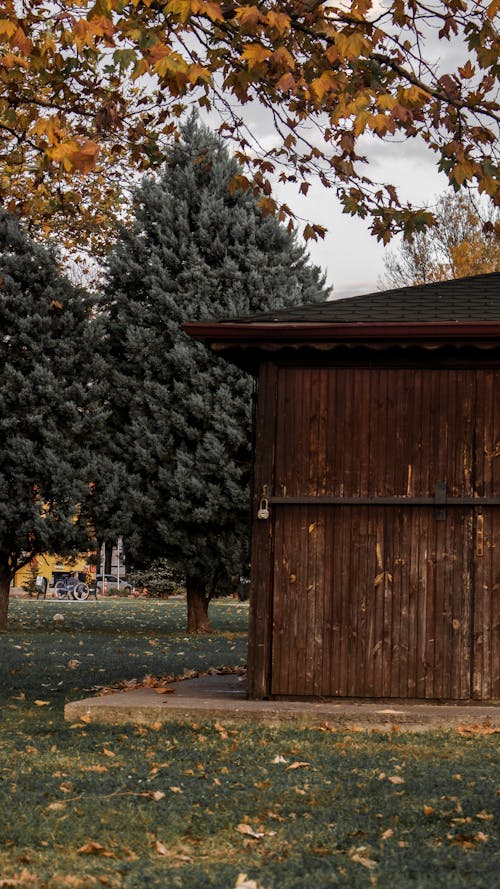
101,116,329,632
0,212,101,628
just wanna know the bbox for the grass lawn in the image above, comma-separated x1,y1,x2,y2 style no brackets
0,598,498,889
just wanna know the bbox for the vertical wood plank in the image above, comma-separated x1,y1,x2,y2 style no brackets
247,361,278,699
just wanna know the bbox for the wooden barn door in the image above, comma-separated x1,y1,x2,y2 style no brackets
268,366,499,700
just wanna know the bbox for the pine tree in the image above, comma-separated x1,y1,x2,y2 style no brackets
0,212,101,628
101,116,329,632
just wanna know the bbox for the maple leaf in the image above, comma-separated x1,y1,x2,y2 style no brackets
242,44,272,69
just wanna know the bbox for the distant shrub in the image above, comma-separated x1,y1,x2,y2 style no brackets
128,559,185,598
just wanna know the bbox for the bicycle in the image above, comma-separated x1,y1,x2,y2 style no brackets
54,578,90,600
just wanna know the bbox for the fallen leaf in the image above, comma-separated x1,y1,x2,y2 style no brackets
457,723,500,735
236,824,265,839
214,722,229,739
169,786,183,794
381,828,394,839
34,700,50,707
77,842,115,857
286,761,310,771
46,801,67,812
423,805,435,816
235,874,267,889
272,755,288,764
155,687,175,694
102,748,115,757
388,775,405,785
150,791,166,801
351,853,378,869
155,840,168,856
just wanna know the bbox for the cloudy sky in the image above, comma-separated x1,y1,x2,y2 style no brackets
205,24,473,300
283,137,449,299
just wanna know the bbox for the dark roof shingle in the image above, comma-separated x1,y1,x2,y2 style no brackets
232,272,500,324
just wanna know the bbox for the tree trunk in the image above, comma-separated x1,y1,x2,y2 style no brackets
0,561,11,630
186,575,214,634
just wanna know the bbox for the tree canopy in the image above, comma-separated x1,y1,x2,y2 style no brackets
1,1,498,251
0,212,103,628
99,115,329,631
381,189,500,287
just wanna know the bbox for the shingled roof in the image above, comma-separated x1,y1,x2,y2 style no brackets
231,272,500,324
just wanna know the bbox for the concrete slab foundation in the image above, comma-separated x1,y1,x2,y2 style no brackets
64,675,500,733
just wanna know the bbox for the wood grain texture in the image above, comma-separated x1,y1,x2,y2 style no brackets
257,364,499,701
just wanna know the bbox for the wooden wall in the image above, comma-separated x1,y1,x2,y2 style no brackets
248,361,500,700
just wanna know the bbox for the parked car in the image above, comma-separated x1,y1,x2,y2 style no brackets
94,574,132,594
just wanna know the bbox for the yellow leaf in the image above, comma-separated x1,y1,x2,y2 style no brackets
199,1,224,22
235,6,265,30
242,43,272,69
423,805,435,816
188,63,211,85
335,31,371,61
266,10,291,33
154,51,189,80
0,19,17,40
34,700,50,706
166,0,196,21
310,71,338,101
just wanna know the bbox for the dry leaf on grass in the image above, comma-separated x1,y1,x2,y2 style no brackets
388,775,405,785
351,853,378,869
34,700,50,707
457,723,500,736
235,875,268,889
236,824,276,840
286,761,310,771
236,824,266,839
77,842,116,858
155,840,168,856
0,870,39,887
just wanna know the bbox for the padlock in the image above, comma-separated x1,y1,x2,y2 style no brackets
257,497,270,520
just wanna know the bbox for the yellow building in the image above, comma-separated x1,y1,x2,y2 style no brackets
13,553,94,591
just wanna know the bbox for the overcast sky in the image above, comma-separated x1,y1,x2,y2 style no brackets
283,138,449,299
202,27,473,300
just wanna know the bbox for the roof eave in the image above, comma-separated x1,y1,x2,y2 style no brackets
184,320,500,345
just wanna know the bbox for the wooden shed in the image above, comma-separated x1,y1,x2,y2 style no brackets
186,272,500,702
